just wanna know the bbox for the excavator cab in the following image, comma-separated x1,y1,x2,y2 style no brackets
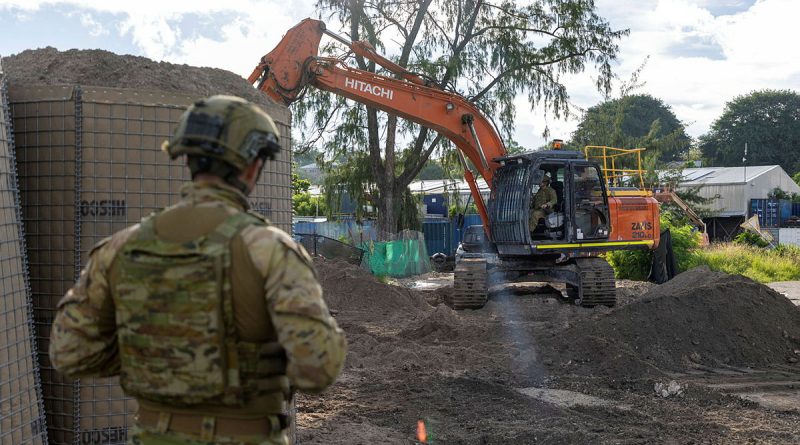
487,151,611,255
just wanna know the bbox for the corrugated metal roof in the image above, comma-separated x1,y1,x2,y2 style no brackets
680,165,777,185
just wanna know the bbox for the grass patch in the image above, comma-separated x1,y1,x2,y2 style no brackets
691,243,800,283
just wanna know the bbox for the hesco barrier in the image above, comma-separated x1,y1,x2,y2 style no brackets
0,77,48,444
9,84,292,445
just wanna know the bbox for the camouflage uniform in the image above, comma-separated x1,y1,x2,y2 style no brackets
50,180,346,445
530,185,558,227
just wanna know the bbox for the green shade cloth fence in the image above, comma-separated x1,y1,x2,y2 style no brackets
360,238,432,277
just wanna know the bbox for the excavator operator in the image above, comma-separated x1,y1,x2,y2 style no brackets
530,174,558,230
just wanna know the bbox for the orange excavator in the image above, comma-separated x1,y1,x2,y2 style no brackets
249,19,661,308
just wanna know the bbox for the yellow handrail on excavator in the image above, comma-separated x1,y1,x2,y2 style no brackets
584,145,650,195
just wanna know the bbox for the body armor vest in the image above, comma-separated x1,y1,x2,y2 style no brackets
113,212,290,407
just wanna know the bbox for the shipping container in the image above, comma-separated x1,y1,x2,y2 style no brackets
750,199,780,227
422,219,451,256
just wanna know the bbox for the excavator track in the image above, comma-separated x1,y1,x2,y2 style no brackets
449,258,488,309
568,257,616,307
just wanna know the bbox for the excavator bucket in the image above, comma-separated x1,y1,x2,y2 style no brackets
248,18,325,105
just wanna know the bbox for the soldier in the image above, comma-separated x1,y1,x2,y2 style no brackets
49,95,346,445
530,174,558,229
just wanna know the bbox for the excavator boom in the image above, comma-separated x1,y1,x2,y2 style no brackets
254,19,663,309
248,18,506,227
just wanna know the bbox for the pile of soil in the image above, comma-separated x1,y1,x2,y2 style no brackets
2,47,275,109
301,261,800,444
314,257,430,315
549,267,800,377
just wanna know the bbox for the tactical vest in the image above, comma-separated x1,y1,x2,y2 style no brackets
113,212,290,408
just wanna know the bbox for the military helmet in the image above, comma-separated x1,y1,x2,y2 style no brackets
162,95,281,172
541,174,551,184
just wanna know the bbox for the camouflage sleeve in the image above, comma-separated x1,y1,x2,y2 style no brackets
242,225,346,393
547,187,558,206
49,226,136,378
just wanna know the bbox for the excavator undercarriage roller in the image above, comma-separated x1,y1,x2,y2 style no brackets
566,257,616,307
449,258,488,309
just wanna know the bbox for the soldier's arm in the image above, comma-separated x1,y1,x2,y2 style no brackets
243,226,347,393
547,188,558,206
49,228,135,378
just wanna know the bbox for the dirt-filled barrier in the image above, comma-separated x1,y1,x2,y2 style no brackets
4,48,292,445
0,74,48,445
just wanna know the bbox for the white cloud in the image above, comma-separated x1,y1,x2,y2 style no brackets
79,12,108,37
515,0,800,150
1,0,312,75
2,0,798,154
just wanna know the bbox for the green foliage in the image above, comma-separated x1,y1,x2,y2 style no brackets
293,192,327,217
604,247,650,281
322,152,376,220
294,0,627,232
604,213,701,280
793,171,800,187
291,168,311,194
448,203,478,218
397,188,423,231
690,243,800,283
733,231,770,248
293,148,323,167
768,187,791,200
570,94,691,162
292,167,327,216
417,159,446,180
699,89,800,174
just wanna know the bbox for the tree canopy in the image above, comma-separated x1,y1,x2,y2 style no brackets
569,94,691,162
294,0,627,232
699,89,800,174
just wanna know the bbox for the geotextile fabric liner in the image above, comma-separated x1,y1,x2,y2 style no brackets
9,84,292,445
0,77,48,445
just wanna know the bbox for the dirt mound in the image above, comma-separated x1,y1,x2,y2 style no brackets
2,47,274,108
399,304,464,340
314,257,430,314
551,267,800,377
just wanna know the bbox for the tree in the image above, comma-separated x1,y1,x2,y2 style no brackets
417,159,446,180
295,0,627,233
792,171,800,188
570,94,691,162
292,168,328,216
699,90,800,174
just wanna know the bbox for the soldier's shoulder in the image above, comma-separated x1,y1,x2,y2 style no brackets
88,224,141,267
240,224,313,265
92,224,140,255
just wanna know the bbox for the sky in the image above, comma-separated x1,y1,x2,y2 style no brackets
1,0,798,152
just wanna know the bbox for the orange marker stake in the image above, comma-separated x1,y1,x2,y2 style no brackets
416,419,427,443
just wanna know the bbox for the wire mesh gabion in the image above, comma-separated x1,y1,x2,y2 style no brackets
0,75,48,445
10,84,292,445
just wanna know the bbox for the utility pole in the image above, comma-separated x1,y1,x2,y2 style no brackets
743,142,748,221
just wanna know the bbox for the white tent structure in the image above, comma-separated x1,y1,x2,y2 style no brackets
677,165,800,217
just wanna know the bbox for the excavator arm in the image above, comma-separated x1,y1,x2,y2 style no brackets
248,18,507,228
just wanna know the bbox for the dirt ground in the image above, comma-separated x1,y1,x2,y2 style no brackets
300,259,800,444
